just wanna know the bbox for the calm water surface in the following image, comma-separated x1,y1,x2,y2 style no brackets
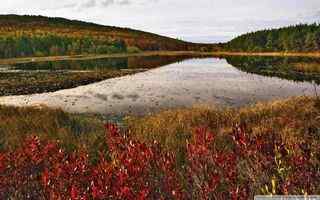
0,56,319,116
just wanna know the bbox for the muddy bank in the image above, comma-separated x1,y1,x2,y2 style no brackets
0,70,143,96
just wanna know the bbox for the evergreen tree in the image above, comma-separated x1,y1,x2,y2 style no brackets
227,24,320,52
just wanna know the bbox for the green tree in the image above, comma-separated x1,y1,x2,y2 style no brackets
304,32,316,51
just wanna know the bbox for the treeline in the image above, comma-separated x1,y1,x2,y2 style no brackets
0,15,217,58
225,24,320,52
0,34,126,58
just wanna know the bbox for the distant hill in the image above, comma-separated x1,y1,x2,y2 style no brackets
0,15,217,58
224,24,320,52
1,15,318,59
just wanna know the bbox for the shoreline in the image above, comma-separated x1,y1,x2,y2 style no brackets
0,57,318,116
0,51,320,65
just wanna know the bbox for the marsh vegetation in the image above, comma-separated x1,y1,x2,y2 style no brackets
1,97,319,198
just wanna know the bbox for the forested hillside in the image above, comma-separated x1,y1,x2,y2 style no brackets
0,15,215,58
225,24,320,52
1,15,319,59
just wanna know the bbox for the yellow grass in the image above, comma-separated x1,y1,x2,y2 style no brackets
293,62,320,73
126,96,320,150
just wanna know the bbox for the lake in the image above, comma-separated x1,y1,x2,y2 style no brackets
0,55,319,116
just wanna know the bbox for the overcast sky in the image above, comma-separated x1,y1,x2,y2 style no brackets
1,0,320,43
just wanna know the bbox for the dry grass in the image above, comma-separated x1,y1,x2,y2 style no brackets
0,105,105,151
294,62,320,74
1,96,319,155
126,96,320,150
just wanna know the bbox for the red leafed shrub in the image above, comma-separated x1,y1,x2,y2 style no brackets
0,124,183,200
0,123,319,199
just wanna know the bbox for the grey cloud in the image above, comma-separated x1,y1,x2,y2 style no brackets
62,3,78,9
76,0,158,9
296,10,320,22
82,0,97,8
313,10,320,18
101,0,114,7
118,0,130,5
41,2,78,10
101,0,131,7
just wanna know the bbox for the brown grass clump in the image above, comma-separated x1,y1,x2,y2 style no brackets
0,105,104,151
294,62,320,73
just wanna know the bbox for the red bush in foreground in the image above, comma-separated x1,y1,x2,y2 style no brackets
0,123,319,199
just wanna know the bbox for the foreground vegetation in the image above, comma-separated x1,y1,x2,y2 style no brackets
0,96,319,198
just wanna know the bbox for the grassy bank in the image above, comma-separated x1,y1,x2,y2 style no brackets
213,51,320,57
0,96,319,198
